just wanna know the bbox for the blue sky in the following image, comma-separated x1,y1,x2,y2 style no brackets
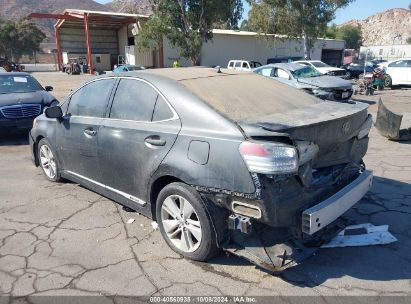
96,0,409,24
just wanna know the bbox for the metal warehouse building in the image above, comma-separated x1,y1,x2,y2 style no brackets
29,9,345,73
164,30,345,68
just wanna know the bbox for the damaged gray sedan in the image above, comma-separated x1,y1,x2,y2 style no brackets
30,68,373,271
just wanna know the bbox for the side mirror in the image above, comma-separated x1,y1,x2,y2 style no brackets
45,86,53,92
45,106,63,119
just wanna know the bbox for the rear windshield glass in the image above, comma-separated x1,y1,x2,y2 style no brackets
179,72,319,121
0,75,43,93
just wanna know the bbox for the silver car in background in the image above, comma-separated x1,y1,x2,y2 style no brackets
254,63,353,102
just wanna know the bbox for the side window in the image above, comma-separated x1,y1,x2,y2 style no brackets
407,60,411,67
228,61,234,67
110,79,157,122
152,95,174,121
261,68,273,77
67,78,116,118
235,62,241,68
388,60,407,68
242,62,248,68
277,69,290,79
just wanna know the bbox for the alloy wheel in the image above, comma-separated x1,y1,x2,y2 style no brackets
161,194,202,253
39,144,57,179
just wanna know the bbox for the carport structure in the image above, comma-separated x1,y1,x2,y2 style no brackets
28,9,149,74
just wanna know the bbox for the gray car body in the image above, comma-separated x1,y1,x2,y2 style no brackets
254,63,353,101
30,68,370,245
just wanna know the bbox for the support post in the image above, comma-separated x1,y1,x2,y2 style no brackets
55,25,62,71
159,37,164,68
84,13,93,74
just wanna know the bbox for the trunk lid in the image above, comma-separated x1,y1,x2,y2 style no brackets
240,101,369,145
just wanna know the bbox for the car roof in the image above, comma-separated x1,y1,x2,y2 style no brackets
96,67,320,122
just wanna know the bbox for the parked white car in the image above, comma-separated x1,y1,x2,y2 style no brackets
227,60,262,71
384,58,411,86
294,60,346,77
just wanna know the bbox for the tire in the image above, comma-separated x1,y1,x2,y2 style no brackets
38,138,62,182
385,75,392,88
156,182,219,261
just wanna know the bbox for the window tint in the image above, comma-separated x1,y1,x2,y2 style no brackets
260,68,272,77
67,79,116,118
152,95,174,121
389,60,408,68
235,62,241,68
242,62,248,68
110,79,157,121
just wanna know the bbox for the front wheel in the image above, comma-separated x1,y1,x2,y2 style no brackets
156,182,219,261
38,139,62,182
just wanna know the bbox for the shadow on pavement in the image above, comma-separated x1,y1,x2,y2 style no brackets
209,176,411,285
0,133,29,146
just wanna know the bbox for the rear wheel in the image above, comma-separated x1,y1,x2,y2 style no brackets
38,139,62,182
385,75,392,87
156,182,219,261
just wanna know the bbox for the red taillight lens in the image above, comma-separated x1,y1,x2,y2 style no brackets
239,141,298,174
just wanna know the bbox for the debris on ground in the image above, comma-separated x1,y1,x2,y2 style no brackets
151,221,159,230
321,223,397,248
126,218,135,224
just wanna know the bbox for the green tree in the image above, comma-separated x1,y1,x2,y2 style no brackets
324,23,338,39
246,0,354,59
137,0,243,65
336,24,362,49
0,18,46,61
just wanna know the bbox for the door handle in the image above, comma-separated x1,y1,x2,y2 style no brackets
145,135,166,147
84,129,97,136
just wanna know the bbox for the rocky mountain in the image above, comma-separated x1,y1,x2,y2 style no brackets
0,0,110,41
106,0,152,16
340,8,411,46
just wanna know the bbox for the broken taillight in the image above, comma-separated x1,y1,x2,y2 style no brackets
239,141,298,174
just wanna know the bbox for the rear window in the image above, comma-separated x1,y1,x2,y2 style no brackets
152,95,174,121
388,60,409,68
110,79,157,122
179,72,319,121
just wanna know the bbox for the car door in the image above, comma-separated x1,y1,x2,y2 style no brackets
98,78,181,203
387,60,408,84
56,78,117,182
407,60,411,83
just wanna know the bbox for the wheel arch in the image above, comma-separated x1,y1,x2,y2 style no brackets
149,175,183,220
33,135,45,167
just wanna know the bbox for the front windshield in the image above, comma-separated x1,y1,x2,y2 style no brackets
0,75,43,94
311,61,330,68
291,66,322,78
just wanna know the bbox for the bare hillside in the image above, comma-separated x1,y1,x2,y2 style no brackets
340,8,411,46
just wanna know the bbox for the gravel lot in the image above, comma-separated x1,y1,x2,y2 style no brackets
0,72,410,300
